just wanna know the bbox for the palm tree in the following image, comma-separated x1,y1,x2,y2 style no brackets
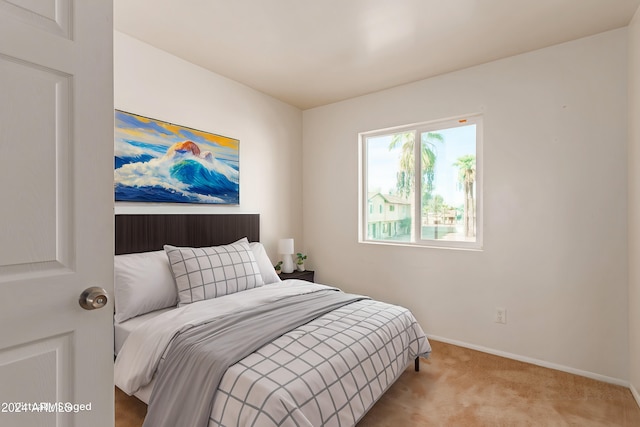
389,132,443,199
454,154,476,237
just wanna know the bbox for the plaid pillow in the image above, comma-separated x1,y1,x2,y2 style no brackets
164,240,264,305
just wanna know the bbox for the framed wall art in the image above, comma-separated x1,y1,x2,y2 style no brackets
114,110,239,204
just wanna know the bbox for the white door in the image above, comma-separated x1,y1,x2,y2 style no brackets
0,1,114,426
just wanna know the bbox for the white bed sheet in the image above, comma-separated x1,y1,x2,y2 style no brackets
113,307,174,356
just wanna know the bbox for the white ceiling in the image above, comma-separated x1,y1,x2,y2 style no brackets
114,0,640,110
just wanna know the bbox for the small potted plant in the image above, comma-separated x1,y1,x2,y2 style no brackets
274,261,283,274
296,253,307,272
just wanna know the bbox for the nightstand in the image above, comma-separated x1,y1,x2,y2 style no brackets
279,270,315,283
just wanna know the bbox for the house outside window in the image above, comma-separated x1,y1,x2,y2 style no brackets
359,114,482,250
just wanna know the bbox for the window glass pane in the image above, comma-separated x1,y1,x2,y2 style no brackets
361,115,481,249
420,124,476,242
365,133,414,242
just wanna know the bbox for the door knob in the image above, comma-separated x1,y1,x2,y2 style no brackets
79,287,109,310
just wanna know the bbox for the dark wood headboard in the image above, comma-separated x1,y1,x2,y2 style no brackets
115,214,260,255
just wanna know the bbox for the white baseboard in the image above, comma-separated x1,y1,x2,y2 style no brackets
631,383,640,409
427,334,629,388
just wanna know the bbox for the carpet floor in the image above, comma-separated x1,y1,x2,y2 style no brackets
115,340,640,426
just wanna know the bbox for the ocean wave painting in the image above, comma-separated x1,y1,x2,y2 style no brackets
114,110,239,204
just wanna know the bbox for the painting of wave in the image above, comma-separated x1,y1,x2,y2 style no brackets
114,110,239,204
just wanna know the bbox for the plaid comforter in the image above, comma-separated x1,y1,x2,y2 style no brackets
208,298,429,426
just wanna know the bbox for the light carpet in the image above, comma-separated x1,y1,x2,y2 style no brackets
116,340,640,426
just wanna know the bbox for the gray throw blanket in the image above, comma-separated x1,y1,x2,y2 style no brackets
142,289,368,427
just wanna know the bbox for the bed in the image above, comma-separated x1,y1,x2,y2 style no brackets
113,214,431,427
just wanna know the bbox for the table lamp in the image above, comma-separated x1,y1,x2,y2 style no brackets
278,238,295,273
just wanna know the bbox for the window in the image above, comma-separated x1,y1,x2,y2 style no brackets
359,114,482,249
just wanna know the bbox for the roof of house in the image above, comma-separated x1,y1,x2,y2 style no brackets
368,192,411,205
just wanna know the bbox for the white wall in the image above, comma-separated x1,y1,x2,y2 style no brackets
628,7,640,401
114,32,303,259
303,29,629,380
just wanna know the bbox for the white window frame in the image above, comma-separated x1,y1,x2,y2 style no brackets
358,114,483,250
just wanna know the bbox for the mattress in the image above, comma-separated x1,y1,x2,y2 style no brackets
115,307,174,404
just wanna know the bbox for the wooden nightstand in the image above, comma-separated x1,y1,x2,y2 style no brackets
279,270,315,283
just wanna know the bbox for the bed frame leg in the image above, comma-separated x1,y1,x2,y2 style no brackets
415,357,420,372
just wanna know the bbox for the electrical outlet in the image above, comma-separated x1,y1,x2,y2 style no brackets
495,308,507,324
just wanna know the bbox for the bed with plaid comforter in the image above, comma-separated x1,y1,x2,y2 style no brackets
115,281,430,427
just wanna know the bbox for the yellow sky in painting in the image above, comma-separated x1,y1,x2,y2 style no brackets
178,126,237,150
116,111,238,153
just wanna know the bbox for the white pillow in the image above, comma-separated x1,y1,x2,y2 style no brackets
249,241,281,285
114,250,178,323
165,240,264,306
